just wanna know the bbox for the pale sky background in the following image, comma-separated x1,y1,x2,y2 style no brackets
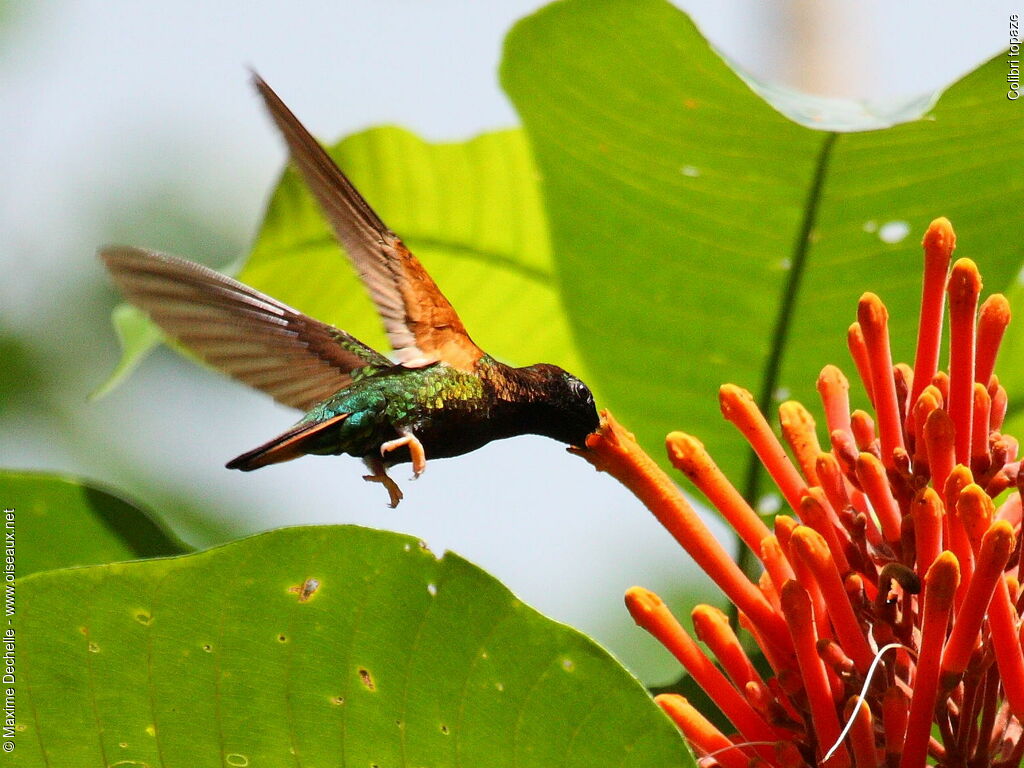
0,0,1013,682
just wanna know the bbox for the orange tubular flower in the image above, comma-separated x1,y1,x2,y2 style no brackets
900,552,959,768
880,687,910,764
977,294,1011,386
790,526,873,675
655,694,753,768
691,604,767,694
911,487,943,574
624,587,780,761
781,581,850,767
719,384,809,514
847,323,874,408
857,294,905,468
575,219,1024,768
818,364,854,441
576,415,792,655
780,401,823,485
854,453,902,544
947,259,982,465
909,217,955,411
940,520,1014,683
666,431,771,555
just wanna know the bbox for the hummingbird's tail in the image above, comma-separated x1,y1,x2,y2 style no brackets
226,412,351,471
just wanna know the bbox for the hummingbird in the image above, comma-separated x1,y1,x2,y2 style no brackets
101,74,599,507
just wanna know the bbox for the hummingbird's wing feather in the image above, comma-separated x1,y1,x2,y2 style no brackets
252,74,485,371
101,246,391,411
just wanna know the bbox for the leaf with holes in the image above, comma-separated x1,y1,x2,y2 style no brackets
1,470,189,578
13,525,692,766
502,0,1023,503
99,125,593,400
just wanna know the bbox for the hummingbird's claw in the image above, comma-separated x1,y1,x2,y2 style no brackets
380,429,427,478
362,457,404,508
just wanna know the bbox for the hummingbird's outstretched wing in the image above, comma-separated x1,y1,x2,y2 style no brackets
252,73,485,372
101,245,392,411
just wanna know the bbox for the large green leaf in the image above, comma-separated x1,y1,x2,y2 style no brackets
0,470,189,578
13,525,691,766
101,125,592,398
502,0,1024,498
994,277,1024,438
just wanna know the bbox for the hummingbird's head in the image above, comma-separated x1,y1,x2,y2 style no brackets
520,364,600,447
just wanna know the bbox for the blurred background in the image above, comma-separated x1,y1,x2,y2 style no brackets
0,0,1013,683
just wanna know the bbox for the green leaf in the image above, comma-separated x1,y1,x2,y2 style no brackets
993,274,1024,437
14,525,692,766
0,470,189,578
502,0,1024,496
91,304,163,400
100,125,594,399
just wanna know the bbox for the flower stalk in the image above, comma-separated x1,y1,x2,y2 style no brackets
574,219,1023,767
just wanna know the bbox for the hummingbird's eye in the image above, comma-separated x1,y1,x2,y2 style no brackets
569,377,592,402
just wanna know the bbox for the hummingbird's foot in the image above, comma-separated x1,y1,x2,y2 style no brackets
362,457,404,508
380,429,427,478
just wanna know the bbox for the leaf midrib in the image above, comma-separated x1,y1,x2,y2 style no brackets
735,130,839,581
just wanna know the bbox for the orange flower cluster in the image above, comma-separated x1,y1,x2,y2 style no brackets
576,219,1023,768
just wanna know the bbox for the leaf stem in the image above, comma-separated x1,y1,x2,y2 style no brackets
734,131,839,618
